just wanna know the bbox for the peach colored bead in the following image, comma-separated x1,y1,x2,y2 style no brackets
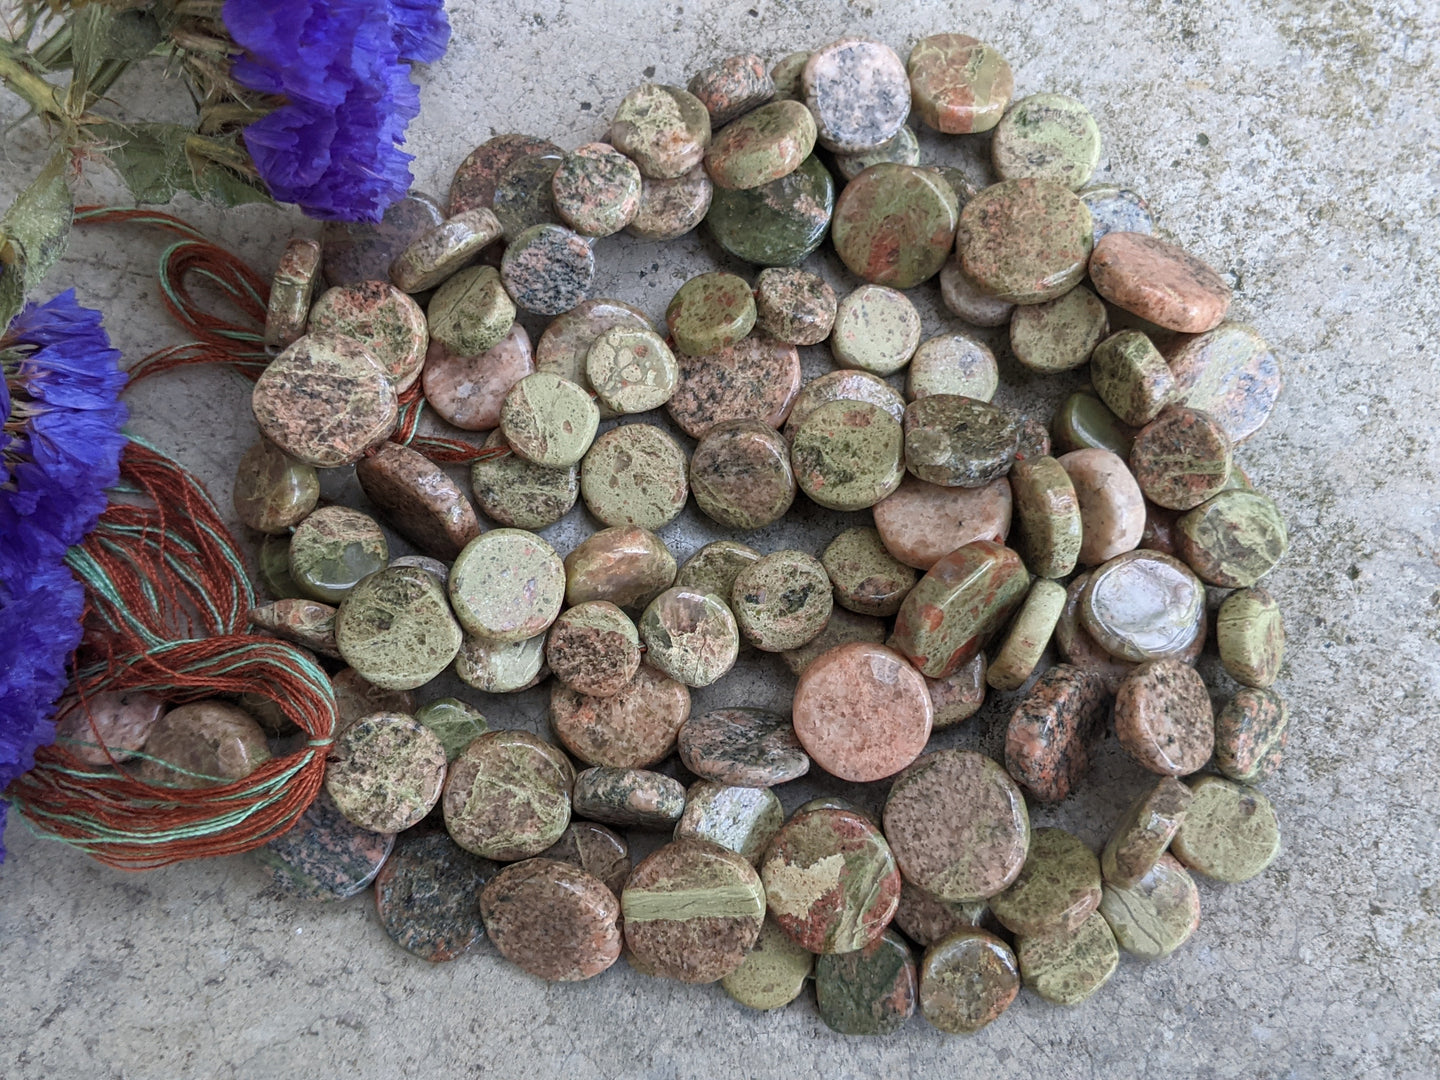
1057,448,1145,566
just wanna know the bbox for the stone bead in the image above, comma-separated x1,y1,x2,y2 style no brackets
1177,489,1289,587
883,749,1029,901
454,631,547,693
704,100,815,190
252,334,398,468
831,284,921,375
443,730,573,860
903,395,1019,489
1057,448,1146,566
792,400,905,511
449,528,565,641
782,607,888,675
551,143,642,237
583,327,678,416
926,652,988,730
689,53,775,125
1004,664,1107,803
389,555,448,585
470,430,578,529
689,419,795,530
540,821,631,900
989,828,1102,937
956,178,1093,305
500,372,599,468
754,267,836,346
802,38,911,153
610,84,712,179
233,440,319,535
427,264,517,358
907,33,1013,134
1214,687,1289,783
873,475,1013,571
535,297,653,407
264,238,323,350
309,281,428,392
705,154,836,267
481,858,622,981
500,224,594,316
1082,549,1205,661
1099,853,1200,961
422,323,533,432
1091,329,1176,427
721,918,814,1010
992,93,1101,189
815,929,917,1036
491,150,564,240
730,549,832,652
449,135,562,215
1141,498,1180,556
356,442,480,560
1016,909,1119,1005
1079,184,1154,242
666,335,802,439
831,163,959,288
623,839,766,982
640,587,739,687
325,713,446,833
833,124,920,181
627,164,713,240
574,767,686,828
1009,285,1108,373
674,782,784,865
1010,456,1082,578
892,540,1029,677
1130,406,1233,511
321,191,444,285
1015,416,1053,462
1114,660,1214,776
255,789,394,901
939,254,1015,327
1090,231,1232,334
906,333,999,402
676,540,761,600
894,881,988,947
413,698,488,762
137,700,271,789
390,208,503,294
783,369,906,442
1172,775,1281,882
545,601,643,699
666,272,756,356
288,506,389,604
331,668,416,737
761,804,901,954
579,424,687,531
919,928,1019,1034
335,567,463,690
677,707,810,787
1102,776,1193,887
1052,390,1137,459
551,657,687,768
54,691,164,765
564,525,676,608
1165,322,1282,443
987,578,1068,691
822,526,918,617
770,51,811,100
1053,571,1139,693
926,165,980,208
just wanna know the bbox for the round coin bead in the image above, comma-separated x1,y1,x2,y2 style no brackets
991,93,1101,190
721,918,814,1010
1130,407,1234,511
572,766,687,829
754,267,837,345
539,821,632,900
491,150,564,239
584,326,679,415
872,474,1013,571
902,395,1019,489
323,713,447,833
1057,448,1146,565
470,430,579,530
1114,660,1215,776
988,828,1103,936
254,790,394,902
791,399,906,511
676,707,810,788
355,442,481,561
335,567,464,691
609,84,712,179
1091,329,1177,427
703,99,816,190
549,663,689,768
955,178,1093,305
832,124,920,181
1009,455,1083,578
1216,587,1286,687
1090,232,1232,334
821,526,918,617
563,525,676,608
442,730,574,860
449,528,565,642
1098,853,1201,961
1081,550,1206,662
1165,321,1282,443
814,929,917,1036
730,549,833,652
551,143,643,237
783,369,906,441
627,164,713,240
676,541,762,600
665,334,802,439
666,272,757,356
535,297,653,401
1177,489,1289,587
500,372,600,467
422,323,535,432
500,224,595,316
454,632,547,694
906,333,999,402
1009,286,1109,374
674,782,784,866
288,506,389,604
1171,775,1281,883
426,265,517,358
688,53,775,126
705,154,836,267
831,284,922,375
579,423,688,531
449,134,563,215
389,207,504,293
918,929,1020,1034
480,859,622,981
802,38,911,153
1016,909,1119,1005
233,440,319,535
906,33,1013,134
544,601,643,699
639,587,740,687
831,163,959,288
689,419,796,530
892,540,1030,677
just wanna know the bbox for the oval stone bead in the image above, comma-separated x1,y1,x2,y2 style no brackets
1057,448,1146,566
1016,909,1119,1005
53,690,164,765
873,475,1012,571
564,525,676,609
481,858,622,981
356,442,481,561
1089,232,1231,334
1009,456,1082,578
1216,587,1286,687
676,707,810,788
689,419,796,530
1172,775,1281,883
814,929,917,1036
703,100,815,190
1177,489,1289,587
233,440,319,535
688,52,774,126
639,587,740,688
902,395,1019,488
264,238,322,349
989,828,1103,936
255,789,394,902
1081,550,1205,662
666,271,756,356
892,540,1030,678
1165,322,1282,443
572,766,686,829
919,928,1020,1034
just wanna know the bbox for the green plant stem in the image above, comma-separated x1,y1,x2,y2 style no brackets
30,22,73,72
0,42,72,131
187,133,259,179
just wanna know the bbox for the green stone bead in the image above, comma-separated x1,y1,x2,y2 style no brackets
892,541,1030,677
1177,489,1289,587
426,264,516,357
580,423,688,531
233,440,319,535
264,238,322,349
491,151,564,239
731,548,833,652
1130,406,1233,512
390,207,503,292
1017,909,1119,1005
609,83,712,180
414,698,489,762
1101,776,1193,888
1009,455,1082,578
470,429,579,530
500,372,600,468
721,917,814,1010
442,730,574,861
792,399,905,511
902,395,1019,488
665,271,757,355
674,781,783,865
703,99,816,190
1172,775,1281,883
906,333,999,402
639,587,740,687
705,154,835,266
1052,391,1137,459
289,506,389,604
814,928,917,1036
956,178,1093,304
831,162,959,288
991,93,1101,190
454,631,547,693
584,326,679,415
573,766,686,829
1090,329,1176,427
323,712,447,833
833,124,920,181
259,533,305,600
754,267,837,346
989,828,1102,936
449,528,565,642
564,525,676,609
1214,687,1289,783
1216,586,1285,687
918,928,1020,1034
986,578,1067,691
676,540,761,600
1098,854,1201,961
551,143,643,238
335,566,464,691
689,419,796,530
770,51,810,101
831,284,922,375
821,526,917,617
1009,285,1108,373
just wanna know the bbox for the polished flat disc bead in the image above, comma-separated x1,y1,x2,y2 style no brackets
873,474,1012,571
703,100,815,190
1091,329,1177,426
470,429,578,530
802,38,911,153
308,280,429,392
491,150,564,240
500,224,594,316
939,253,1015,326
665,334,801,439
584,326,678,415
53,690,164,765
907,33,1013,134
676,541,761,601
754,267,836,345
792,399,905,511
572,766,686,829
545,600,643,699
831,163,959,288
1003,664,1107,803
550,663,688,768
986,578,1067,691
815,929,917,1036
832,123,919,181
288,506,388,604
690,419,796,530
1216,586,1285,687
535,297,653,404
609,84,712,179
480,858,621,981
925,652,988,730
1214,687,1289,783
1009,285,1108,374
1052,391,1137,459
1016,909,1119,1005
989,828,1102,936
721,918,813,1010
992,93,1101,189
626,164,713,240
1099,853,1201,960
1165,322,1282,443
676,706,810,787
580,423,688,531
783,369,905,443
390,207,503,293
426,264,517,357
640,587,740,687
324,712,447,833
500,372,600,467
831,284,921,376
455,631,547,693
540,821,631,900
233,439,319,535
1172,775,1281,883
321,191,443,285
255,790,393,902
550,143,642,237
563,525,676,609
449,135,562,215
1176,489,1288,587
906,333,999,402
770,51,810,100
264,237,323,350
688,52,774,125
956,178,1093,304
413,698,488,762
892,540,1029,677
919,928,1019,1034
730,549,832,652
442,730,574,860
449,528,565,641
821,526,918,617
1056,448,1145,567
1009,455,1082,578
903,395,1019,488
705,154,835,267
674,781,783,865
1081,549,1206,661
1102,776,1193,887
335,566,464,691
1130,406,1233,511
894,881,988,947
1091,231,1232,334
666,271,756,356
356,441,481,560
781,607,887,676
1114,660,1215,777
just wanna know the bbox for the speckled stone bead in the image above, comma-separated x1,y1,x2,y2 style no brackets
390,555,448,584
264,238,322,350
1091,232,1232,333
919,928,1019,1034
627,164,713,240
1130,407,1233,511
894,881,987,947
1057,448,1146,566
390,208,503,293
761,804,901,954
253,334,398,468
1165,322,1282,443
676,540,761,600
722,917,814,1010
1009,285,1108,373
580,424,688,531
54,691,164,765
449,528,565,641
926,164,979,208
640,588,739,687
1010,456,1082,578
1172,775,1281,882
500,224,594,316
833,124,920,181
906,333,998,402
611,84,712,179
730,549,832,652
480,858,622,981
815,929,917,1036
677,707,810,787
1004,664,1107,803
1091,329,1176,427
255,790,394,901
903,395,1019,489
926,652,988,730
443,730,573,860
1017,909,1119,1005
771,51,811,100
540,821,631,900
671,334,805,438
987,579,1068,691
564,525,676,608
321,191,444,285
1080,185,1154,242
1082,550,1205,661
1215,688,1289,783
1142,500,1181,555
690,419,796,530
705,154,835,266
783,369,905,442
1053,571,1138,694
335,567,463,690
792,400,905,512
873,475,1012,571
831,283,922,375
704,100,815,190
884,749,1029,901
551,143,642,237
491,150,564,239
233,440,319,535
956,178,1093,305
803,38,911,153
1099,853,1200,961
831,163,959,288
781,607,887,676
500,372,600,468
426,265,517,358
1016,416,1054,460
455,630,547,693
1177,489,1288,587
893,540,1029,677
754,267,836,345
450,135,563,215
1217,587,1285,688
623,839,766,982
288,506,388,604
1114,660,1214,777
1052,390,1136,459
545,601,642,699
675,782,783,865
688,53,773,125
413,698,488,762
550,661,689,768
325,713,446,833
992,94,1101,189
906,33,1013,134
535,297,653,403
1102,776,1193,887
356,442,481,560
584,326,678,415
332,668,416,737
470,430,578,529
423,323,534,432
939,254,1016,327
822,527,918,617
666,272,756,356
989,828,1102,937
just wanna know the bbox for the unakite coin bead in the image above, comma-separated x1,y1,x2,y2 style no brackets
389,207,503,293
704,100,815,190
259,533,304,600
640,587,740,687
1009,455,1082,578
674,782,783,865
705,154,835,267
1091,329,1176,427
335,567,464,691
308,281,428,391
580,424,688,531
564,525,676,609
689,52,774,126
832,123,920,181
1017,909,1119,1005
233,440,320,535
814,929,917,1036
545,600,642,698
821,526,918,617
1052,390,1137,459
414,698,488,762
956,178,1093,304
754,267,837,345
832,284,921,375
986,578,1068,691
771,51,810,100
264,237,322,349
892,541,1030,677
443,730,574,860
918,929,1020,1034
374,831,497,963
449,528,565,642
689,419,795,530
551,143,642,237
676,540,761,601
137,701,271,789
455,631,547,693
1080,184,1154,242
540,821,631,899
989,828,1102,936
792,399,905,511
906,333,999,402
903,395,1019,488
1214,687,1289,783
500,372,600,467
289,506,389,604
609,84,711,179
677,706,810,787
721,918,814,1010
573,766,686,829
783,369,906,441
1172,775,1281,882
470,430,579,530
665,335,803,438
1167,322,1282,444
1131,407,1234,511
666,271,756,355
1099,853,1201,961
939,253,1015,327
427,265,516,357
500,224,594,316
731,549,833,652
491,150,564,239
1009,285,1108,373
992,93,1101,190
894,881,988,947
324,713,447,833
831,162,959,288
1101,776,1193,887
535,297,652,403
907,33,1013,134
356,442,480,561
627,164,713,240
1177,489,1289,587
1082,550,1205,662
584,326,678,414
256,789,394,901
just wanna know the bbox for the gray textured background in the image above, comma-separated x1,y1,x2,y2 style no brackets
2,2,1438,1077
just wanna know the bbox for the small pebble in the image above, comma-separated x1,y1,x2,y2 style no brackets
892,540,1029,677
674,782,783,865
491,150,564,239
832,124,920,181
705,154,835,266
1004,664,1107,803
640,587,740,687
1016,909,1119,1005
783,369,905,441
1098,853,1201,961
540,821,632,900
906,333,999,402
919,928,1020,1034
1052,390,1137,459
822,526,918,617
454,630,547,693
335,566,463,691
689,53,775,125
545,600,643,699
1177,489,1288,587
481,858,622,981
580,423,688,531
500,224,595,316
730,549,833,652
374,830,497,963
781,607,888,675
992,93,1101,189
689,419,796,530
470,429,579,529
1130,406,1233,511
770,51,811,100
903,395,1019,488
803,38,911,153
754,267,837,345
288,506,388,604
1079,184,1154,242
906,33,1013,133
500,372,600,468
831,284,922,375
264,238,323,350
426,264,517,358
413,698,488,762
1009,455,1083,578
1057,448,1146,565
1090,329,1176,426
956,178,1093,304
1171,775,1281,883
704,100,815,190
321,191,444,285
331,668,415,737
551,143,642,237
1166,322,1282,443
815,929,917,1036
442,730,573,860
1101,776,1193,887
676,540,761,600
792,399,906,511
1082,549,1206,661
449,135,562,215
233,439,320,535
1009,285,1108,374
449,528,565,641
987,578,1068,691
54,691,164,765
609,84,712,179
1090,232,1231,334
535,297,653,403
677,707,810,787
550,663,689,768
584,326,679,415
939,254,1015,326
324,713,446,833
423,323,533,433
926,652,988,730
989,828,1102,936
254,789,394,901
1114,660,1215,776
1214,687,1289,783
390,207,504,292
627,164,713,240
721,918,814,1010
356,442,481,560
872,475,1013,571
666,271,757,356
831,163,959,288
666,334,802,438
894,881,988,947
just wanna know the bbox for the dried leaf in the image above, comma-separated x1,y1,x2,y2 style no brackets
0,151,74,328
92,121,272,208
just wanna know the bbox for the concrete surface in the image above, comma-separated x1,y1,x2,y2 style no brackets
2,2,1438,1077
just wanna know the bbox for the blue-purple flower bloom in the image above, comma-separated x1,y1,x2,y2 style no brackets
223,0,451,222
